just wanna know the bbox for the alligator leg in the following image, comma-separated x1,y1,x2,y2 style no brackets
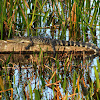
25,43,33,49
25,37,34,49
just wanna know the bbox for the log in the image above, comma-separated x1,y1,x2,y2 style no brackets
0,40,97,54
0,40,99,65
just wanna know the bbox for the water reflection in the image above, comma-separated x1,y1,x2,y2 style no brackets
0,52,99,99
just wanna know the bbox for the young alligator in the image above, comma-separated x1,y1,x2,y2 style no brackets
7,36,99,59
26,36,99,59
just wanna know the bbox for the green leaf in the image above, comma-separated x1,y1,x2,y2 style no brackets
43,9,50,23
6,53,12,64
63,76,66,92
94,66,99,89
40,76,45,87
35,89,40,100
28,82,33,100
97,60,100,72
0,76,4,91
29,0,37,27
90,1,98,27
73,71,76,89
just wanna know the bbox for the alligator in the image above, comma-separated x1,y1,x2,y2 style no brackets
7,36,99,59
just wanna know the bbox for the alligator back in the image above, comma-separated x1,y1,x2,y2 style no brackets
30,36,99,56
7,36,99,59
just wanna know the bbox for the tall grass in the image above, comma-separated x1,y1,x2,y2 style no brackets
0,0,100,99
0,0,99,41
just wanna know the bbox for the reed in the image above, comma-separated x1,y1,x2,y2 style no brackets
0,0,99,99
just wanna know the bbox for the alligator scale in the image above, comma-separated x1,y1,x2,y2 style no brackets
7,36,99,59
